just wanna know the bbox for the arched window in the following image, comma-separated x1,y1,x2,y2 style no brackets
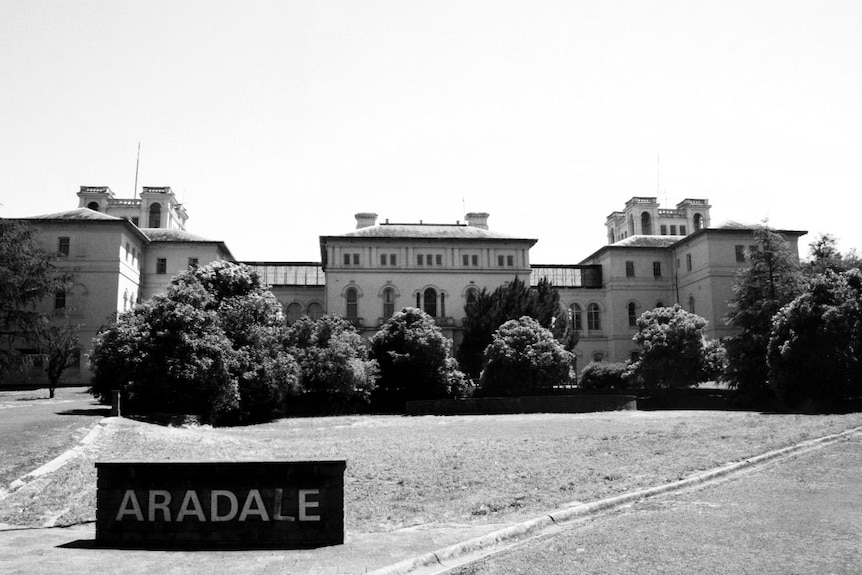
627,302,639,327
286,302,303,324
688,296,696,314
641,212,652,235
693,213,704,231
587,303,601,330
123,289,129,311
423,287,437,317
592,352,604,362
149,203,162,228
346,287,358,320
570,303,582,330
465,287,478,313
656,301,665,309
87,201,99,211
382,287,395,320
306,302,324,321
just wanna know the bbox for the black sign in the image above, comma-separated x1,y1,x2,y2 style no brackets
95,461,345,549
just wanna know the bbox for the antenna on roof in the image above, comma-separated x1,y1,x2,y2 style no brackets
133,142,141,199
462,197,466,217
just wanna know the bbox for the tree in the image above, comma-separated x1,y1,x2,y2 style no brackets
628,305,711,389
477,316,574,396
803,233,862,277
767,269,862,408
36,315,80,399
724,225,803,397
579,361,629,391
90,261,298,424
457,277,568,378
0,219,74,380
285,315,378,413
370,307,466,408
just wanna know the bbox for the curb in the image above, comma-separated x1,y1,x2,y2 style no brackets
368,425,862,575
4,418,114,496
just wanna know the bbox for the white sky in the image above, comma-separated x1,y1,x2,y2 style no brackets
1,0,860,263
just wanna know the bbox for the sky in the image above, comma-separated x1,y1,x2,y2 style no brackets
1,0,860,264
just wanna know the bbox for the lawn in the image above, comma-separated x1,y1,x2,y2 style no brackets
2,410,862,531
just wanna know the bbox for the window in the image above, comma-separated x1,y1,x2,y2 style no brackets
593,352,604,362
149,203,162,228
417,254,424,266
353,254,359,265
87,201,99,211
570,303,582,330
286,303,303,324
131,217,139,226
653,261,662,277
125,242,130,261
346,287,358,320
688,296,696,313
641,212,652,235
507,255,514,267
382,287,395,319
693,213,703,231
587,303,601,330
660,225,667,235
435,254,442,266
54,291,66,310
423,287,437,317
466,287,478,312
625,261,635,277
58,237,70,256
188,257,198,269
381,254,396,266
686,254,692,271
735,245,746,263
670,225,677,235
380,254,387,266
306,302,324,321
628,302,638,327
680,225,687,235
472,255,479,266
344,253,351,265
123,289,129,311
462,254,469,266
390,254,397,266
498,255,504,266
156,258,167,274
656,301,665,308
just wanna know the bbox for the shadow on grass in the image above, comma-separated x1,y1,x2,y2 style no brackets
57,407,111,417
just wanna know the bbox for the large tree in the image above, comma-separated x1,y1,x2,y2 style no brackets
628,305,711,389
370,307,466,408
457,277,568,378
803,233,862,277
724,225,803,397
90,261,298,424
0,219,75,382
285,314,378,413
767,269,862,408
477,316,574,397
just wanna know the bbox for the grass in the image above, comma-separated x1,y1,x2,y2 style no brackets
2,410,862,531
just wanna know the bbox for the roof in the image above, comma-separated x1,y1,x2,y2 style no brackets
324,223,536,243
23,207,122,221
141,228,217,242
611,235,681,248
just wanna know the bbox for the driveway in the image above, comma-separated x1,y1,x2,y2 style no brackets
0,387,108,490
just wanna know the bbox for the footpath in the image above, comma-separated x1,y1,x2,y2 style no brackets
0,418,859,575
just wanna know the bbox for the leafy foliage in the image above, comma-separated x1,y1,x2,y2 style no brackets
0,219,74,379
803,233,862,277
457,277,568,378
90,261,298,424
767,269,862,408
36,314,80,398
285,315,378,413
477,316,574,396
628,305,711,389
724,225,803,396
579,361,629,391
370,307,467,408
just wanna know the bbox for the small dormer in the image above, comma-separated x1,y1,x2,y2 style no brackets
77,186,114,212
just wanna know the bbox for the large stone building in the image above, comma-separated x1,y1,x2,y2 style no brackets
5,188,805,386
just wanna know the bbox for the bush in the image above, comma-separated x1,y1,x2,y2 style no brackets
285,315,378,413
477,316,573,396
370,307,465,408
90,261,298,425
579,361,629,391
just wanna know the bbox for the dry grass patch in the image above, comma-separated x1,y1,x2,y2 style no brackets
2,411,861,532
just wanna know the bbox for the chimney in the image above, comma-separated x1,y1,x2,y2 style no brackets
465,212,489,230
355,212,378,229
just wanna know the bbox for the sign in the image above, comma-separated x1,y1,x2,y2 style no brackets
95,461,345,549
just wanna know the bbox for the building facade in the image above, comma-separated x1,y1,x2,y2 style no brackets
5,188,805,386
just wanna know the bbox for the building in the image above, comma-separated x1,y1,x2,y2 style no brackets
4,188,805,386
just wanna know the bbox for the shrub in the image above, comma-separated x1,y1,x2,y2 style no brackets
579,361,629,391
477,316,573,396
